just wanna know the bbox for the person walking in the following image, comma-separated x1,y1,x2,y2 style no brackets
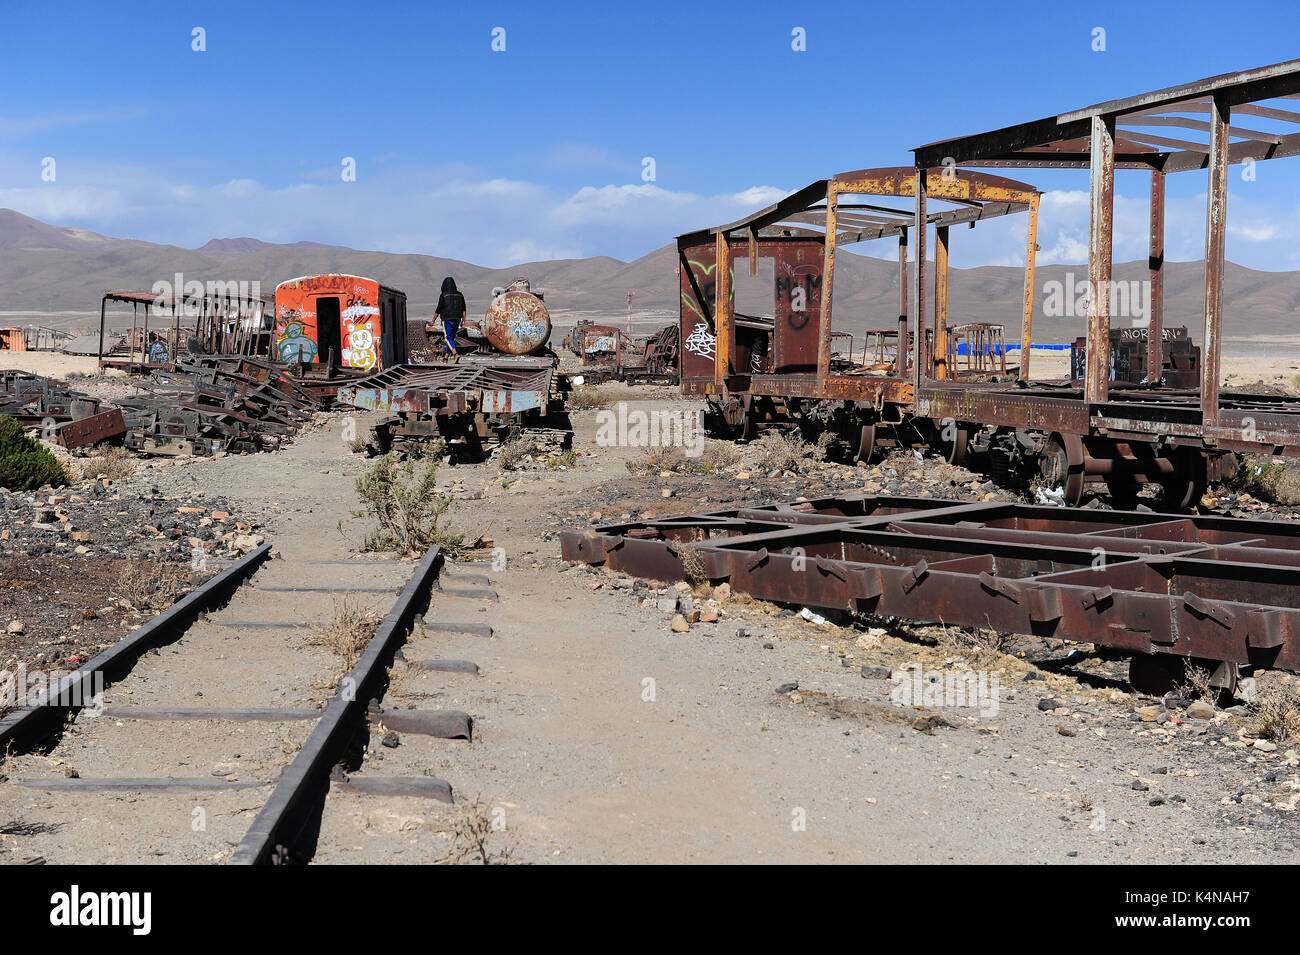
435,277,467,357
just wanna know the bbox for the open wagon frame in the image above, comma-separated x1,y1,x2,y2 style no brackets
561,492,1300,693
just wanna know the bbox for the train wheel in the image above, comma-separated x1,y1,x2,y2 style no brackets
1160,449,1207,510
856,423,876,463
939,423,969,466
1040,433,1085,506
704,396,745,439
739,395,758,440
1128,653,1184,696
1105,477,1140,511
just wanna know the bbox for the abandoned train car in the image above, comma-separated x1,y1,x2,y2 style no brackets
681,58,1300,509
273,273,408,371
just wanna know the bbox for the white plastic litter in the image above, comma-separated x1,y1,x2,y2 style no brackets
799,607,830,626
1035,485,1067,507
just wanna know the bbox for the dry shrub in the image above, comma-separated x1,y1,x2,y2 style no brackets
937,625,1015,667
566,386,612,411
1250,683,1300,743
626,444,690,474
699,440,741,473
753,429,810,473
1179,664,1217,705
355,453,463,556
81,446,136,482
676,543,708,583
496,439,531,471
436,795,514,865
117,560,195,611
307,596,382,676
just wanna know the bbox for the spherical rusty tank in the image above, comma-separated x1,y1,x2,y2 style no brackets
484,280,551,355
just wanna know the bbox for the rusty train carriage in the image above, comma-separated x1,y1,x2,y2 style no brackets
911,58,1300,506
682,60,1300,508
677,165,1038,450
561,493,1300,691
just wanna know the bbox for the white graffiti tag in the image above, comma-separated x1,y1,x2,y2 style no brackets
684,323,717,360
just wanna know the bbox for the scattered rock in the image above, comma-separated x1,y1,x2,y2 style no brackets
381,731,400,749
775,682,799,694
1186,700,1216,720
1037,698,1059,712
670,614,690,633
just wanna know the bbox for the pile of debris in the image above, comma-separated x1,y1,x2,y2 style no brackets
0,483,261,563
2,358,322,458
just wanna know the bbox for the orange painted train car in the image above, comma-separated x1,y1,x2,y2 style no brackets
273,273,407,371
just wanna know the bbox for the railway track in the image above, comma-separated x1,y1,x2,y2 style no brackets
0,534,504,865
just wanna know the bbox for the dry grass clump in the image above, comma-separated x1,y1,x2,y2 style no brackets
307,596,382,676
936,624,1016,667
753,429,810,473
116,560,195,611
436,795,515,865
1179,664,1217,705
675,543,708,583
625,444,691,473
566,386,613,411
1250,683,1300,743
496,439,530,471
80,446,137,482
698,440,741,473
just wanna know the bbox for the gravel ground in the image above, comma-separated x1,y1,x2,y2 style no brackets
2,387,1299,864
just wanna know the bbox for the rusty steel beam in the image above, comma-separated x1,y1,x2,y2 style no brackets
1086,115,1116,406
1202,96,1230,431
815,185,839,395
1019,194,1039,382
911,169,927,389
933,225,949,380
561,494,1300,676
1147,170,1166,380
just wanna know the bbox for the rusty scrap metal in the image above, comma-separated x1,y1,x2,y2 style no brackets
335,355,565,456
561,493,1300,686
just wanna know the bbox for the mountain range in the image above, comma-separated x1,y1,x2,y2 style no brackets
0,208,1297,342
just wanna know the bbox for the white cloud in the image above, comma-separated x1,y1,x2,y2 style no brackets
1,151,1295,271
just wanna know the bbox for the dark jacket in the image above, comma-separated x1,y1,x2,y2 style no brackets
436,277,466,324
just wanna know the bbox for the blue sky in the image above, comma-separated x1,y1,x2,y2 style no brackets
3,0,1299,268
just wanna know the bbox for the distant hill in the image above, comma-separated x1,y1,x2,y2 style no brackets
0,207,1296,341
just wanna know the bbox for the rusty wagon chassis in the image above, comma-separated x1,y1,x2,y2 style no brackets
335,355,568,458
561,493,1300,693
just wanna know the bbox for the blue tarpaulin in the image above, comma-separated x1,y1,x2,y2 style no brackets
954,342,1072,355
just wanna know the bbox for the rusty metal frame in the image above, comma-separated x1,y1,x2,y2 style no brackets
911,59,1300,457
561,494,1300,675
675,167,1039,408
